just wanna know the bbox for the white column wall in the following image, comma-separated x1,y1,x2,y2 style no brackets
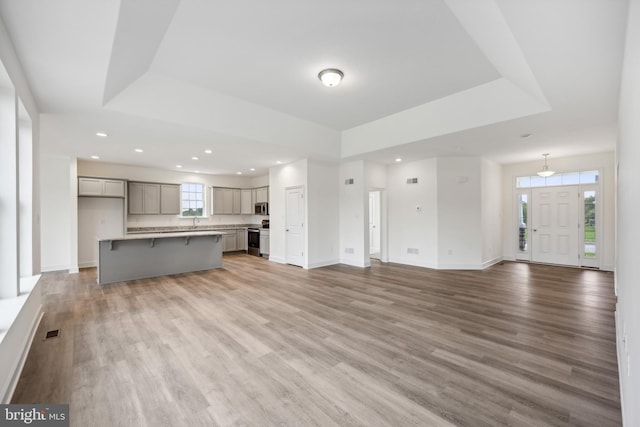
307,160,340,268
616,0,640,424
339,160,368,267
436,157,483,268
387,158,439,268
481,158,503,266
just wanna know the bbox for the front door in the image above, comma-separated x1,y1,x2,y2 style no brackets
285,186,305,267
531,186,579,266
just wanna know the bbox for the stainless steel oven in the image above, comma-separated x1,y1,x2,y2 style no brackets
248,228,260,256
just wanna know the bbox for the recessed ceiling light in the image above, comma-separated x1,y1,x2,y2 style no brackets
95,132,108,137
91,155,100,159
236,171,242,175
176,164,182,168
195,170,200,173
135,148,143,153
204,149,212,154
250,168,256,171
395,157,402,162
318,68,344,87
520,133,533,138
192,156,199,160
276,160,282,164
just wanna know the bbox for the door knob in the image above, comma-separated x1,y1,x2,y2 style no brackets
286,229,289,232
533,229,538,232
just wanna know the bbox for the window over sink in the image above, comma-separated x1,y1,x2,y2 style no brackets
181,183,205,217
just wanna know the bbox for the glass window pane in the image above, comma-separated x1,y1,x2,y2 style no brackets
584,190,596,258
545,174,562,186
518,194,528,252
562,172,580,185
580,170,599,184
530,175,546,187
516,176,531,188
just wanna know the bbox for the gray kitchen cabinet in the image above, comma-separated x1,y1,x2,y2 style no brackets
241,189,252,214
232,189,241,214
160,184,181,214
212,187,233,214
260,229,270,255
236,228,247,251
128,182,161,214
79,177,125,198
223,231,237,252
255,186,269,203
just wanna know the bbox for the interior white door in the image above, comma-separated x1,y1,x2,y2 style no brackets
531,186,579,266
369,191,380,256
286,187,305,267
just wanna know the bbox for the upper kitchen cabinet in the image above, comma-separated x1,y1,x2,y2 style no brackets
78,177,125,198
255,186,269,204
160,184,181,215
129,182,180,215
212,187,242,215
240,189,253,214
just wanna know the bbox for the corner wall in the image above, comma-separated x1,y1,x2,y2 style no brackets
616,0,640,424
307,160,340,268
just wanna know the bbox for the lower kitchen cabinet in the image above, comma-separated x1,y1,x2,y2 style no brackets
236,228,247,251
260,229,270,255
223,232,237,252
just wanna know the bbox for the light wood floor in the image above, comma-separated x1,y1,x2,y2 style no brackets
13,255,621,426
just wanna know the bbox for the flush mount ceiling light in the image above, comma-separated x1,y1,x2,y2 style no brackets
318,68,344,87
537,153,555,177
95,132,108,137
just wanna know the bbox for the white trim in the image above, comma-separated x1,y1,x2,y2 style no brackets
388,257,438,270
78,261,95,268
268,256,287,264
40,264,69,272
481,257,503,269
306,259,340,269
339,259,369,268
436,263,485,270
68,267,79,274
615,310,627,427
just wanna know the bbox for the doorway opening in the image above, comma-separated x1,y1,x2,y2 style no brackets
369,190,381,260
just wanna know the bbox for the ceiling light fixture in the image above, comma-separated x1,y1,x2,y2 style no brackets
135,148,143,153
318,68,344,87
96,132,108,137
236,171,242,175
395,158,402,163
204,149,212,154
537,153,555,177
250,168,255,171
91,155,100,159
276,160,282,164
176,164,182,168
192,156,199,160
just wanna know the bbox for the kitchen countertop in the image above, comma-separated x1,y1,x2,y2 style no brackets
99,230,225,241
127,224,259,234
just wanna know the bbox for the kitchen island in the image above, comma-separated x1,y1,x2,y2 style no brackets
97,230,224,285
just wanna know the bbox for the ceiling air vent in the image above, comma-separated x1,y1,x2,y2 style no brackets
344,178,354,185
406,178,418,184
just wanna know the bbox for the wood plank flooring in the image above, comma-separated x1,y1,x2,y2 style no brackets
12,256,621,426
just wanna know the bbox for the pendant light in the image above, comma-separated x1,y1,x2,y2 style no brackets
537,153,555,177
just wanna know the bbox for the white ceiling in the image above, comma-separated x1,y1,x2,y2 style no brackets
0,0,629,176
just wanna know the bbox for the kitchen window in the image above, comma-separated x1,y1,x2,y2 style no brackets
181,183,205,217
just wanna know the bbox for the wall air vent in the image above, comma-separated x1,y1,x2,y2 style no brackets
406,178,418,184
344,178,355,185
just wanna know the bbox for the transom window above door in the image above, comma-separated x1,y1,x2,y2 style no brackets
516,170,599,188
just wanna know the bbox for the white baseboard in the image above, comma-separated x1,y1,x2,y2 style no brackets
307,259,340,269
78,261,96,268
388,257,438,269
481,257,504,269
40,264,69,273
268,256,286,264
339,259,370,268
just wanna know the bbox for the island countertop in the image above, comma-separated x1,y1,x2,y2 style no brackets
98,230,227,241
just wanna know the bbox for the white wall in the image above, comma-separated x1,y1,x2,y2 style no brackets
340,160,368,267
269,159,308,265
616,0,640,424
481,158,503,266
40,154,72,272
307,160,340,268
437,157,483,268
501,152,615,270
387,158,439,268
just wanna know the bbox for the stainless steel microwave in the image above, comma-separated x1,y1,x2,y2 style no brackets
255,202,269,215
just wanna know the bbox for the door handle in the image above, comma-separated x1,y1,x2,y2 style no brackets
533,229,538,232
